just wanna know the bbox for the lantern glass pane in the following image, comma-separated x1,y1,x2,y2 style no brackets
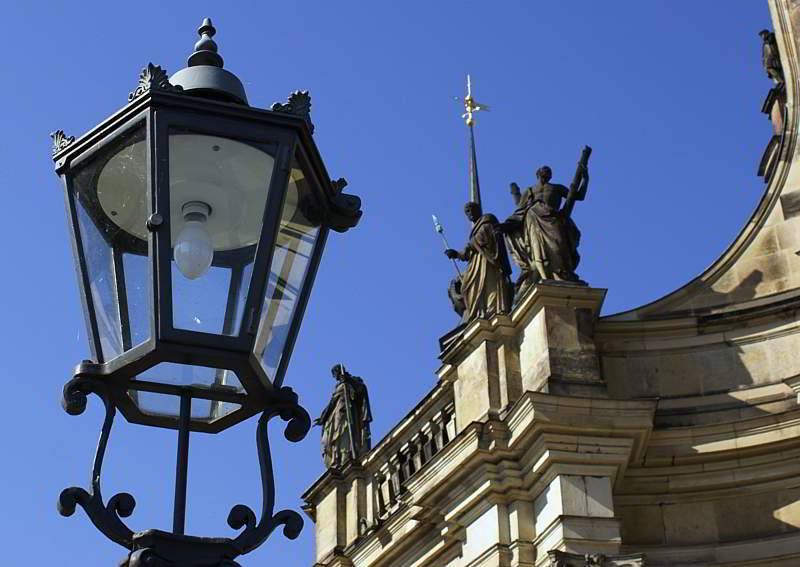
72,124,151,362
123,252,151,347
167,128,275,336
254,153,322,381
74,198,122,360
128,390,241,421
134,361,243,391
129,361,244,421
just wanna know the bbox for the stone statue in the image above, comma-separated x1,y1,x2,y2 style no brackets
315,364,372,469
760,29,784,86
501,147,591,296
445,201,513,322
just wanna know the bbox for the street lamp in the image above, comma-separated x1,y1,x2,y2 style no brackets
50,19,361,566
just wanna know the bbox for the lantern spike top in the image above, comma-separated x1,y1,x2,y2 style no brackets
169,18,248,105
189,18,223,68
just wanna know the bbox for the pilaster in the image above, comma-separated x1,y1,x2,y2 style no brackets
303,464,367,565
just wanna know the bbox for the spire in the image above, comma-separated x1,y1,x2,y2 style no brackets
461,75,490,209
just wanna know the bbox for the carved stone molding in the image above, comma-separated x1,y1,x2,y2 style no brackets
50,130,75,156
271,90,314,134
547,550,645,567
128,63,183,102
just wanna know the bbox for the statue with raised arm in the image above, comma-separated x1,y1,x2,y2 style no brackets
445,201,513,322
315,363,372,469
501,147,591,295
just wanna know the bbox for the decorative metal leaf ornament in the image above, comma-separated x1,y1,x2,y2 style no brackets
271,90,314,134
50,130,75,156
128,63,183,102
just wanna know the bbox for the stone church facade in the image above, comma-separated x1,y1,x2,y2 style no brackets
302,1,800,565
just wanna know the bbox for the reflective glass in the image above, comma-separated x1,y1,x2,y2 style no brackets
167,129,275,336
72,125,151,362
134,361,243,391
128,391,241,421
129,361,244,422
254,153,322,381
74,197,122,360
123,252,151,347
128,390,242,421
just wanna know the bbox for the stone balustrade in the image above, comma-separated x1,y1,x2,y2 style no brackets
362,398,456,526
366,395,456,525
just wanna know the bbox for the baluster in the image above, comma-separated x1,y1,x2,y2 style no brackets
428,420,441,457
382,462,396,506
444,406,456,441
418,431,431,464
396,451,408,489
388,455,402,499
406,441,418,478
412,435,424,471
436,410,450,450
373,471,386,519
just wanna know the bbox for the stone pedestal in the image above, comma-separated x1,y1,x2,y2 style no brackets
514,283,607,397
437,283,608,435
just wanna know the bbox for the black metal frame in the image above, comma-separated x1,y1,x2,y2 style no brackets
58,368,311,566
52,61,361,563
54,89,339,433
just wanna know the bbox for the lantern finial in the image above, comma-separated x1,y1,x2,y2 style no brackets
169,17,248,104
189,18,223,68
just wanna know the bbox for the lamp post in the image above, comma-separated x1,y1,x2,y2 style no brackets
50,19,361,566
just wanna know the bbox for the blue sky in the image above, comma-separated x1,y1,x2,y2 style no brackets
2,1,773,565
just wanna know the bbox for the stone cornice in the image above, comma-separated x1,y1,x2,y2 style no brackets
340,392,656,565
597,289,800,355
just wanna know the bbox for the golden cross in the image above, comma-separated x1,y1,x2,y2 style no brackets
462,74,490,126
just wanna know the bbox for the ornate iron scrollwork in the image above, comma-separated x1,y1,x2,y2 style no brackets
228,387,310,553
57,375,137,548
58,368,311,565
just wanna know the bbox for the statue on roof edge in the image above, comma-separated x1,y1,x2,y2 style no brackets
445,201,513,323
315,364,372,470
499,147,592,297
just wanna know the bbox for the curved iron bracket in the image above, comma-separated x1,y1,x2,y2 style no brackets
228,387,311,554
57,374,136,549
58,367,311,563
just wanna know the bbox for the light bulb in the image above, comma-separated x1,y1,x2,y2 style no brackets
174,202,213,280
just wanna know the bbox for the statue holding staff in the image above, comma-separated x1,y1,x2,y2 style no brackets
445,202,513,322
500,147,591,295
315,364,372,469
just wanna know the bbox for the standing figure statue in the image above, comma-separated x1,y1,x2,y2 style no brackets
760,29,784,86
445,201,513,322
501,147,591,296
315,363,372,470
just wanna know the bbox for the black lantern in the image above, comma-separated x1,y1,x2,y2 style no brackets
51,19,360,566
